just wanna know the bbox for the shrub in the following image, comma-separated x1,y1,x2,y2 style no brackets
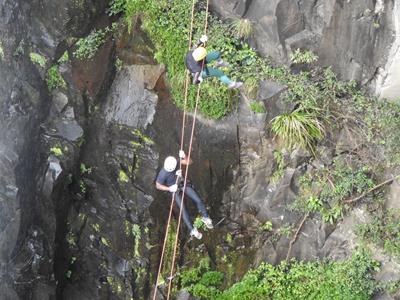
357,209,400,259
290,49,318,64
230,18,253,39
244,77,259,98
30,52,47,68
270,109,324,154
73,25,117,60
249,101,265,113
46,65,66,90
219,249,379,300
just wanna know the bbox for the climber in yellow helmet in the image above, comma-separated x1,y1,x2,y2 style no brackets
185,35,243,89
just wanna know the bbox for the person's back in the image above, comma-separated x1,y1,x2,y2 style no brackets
185,50,203,74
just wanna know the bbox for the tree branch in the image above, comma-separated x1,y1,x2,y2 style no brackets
344,175,399,204
286,212,309,261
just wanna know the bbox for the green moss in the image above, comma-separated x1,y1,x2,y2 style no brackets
132,223,141,257
101,237,111,247
30,52,47,68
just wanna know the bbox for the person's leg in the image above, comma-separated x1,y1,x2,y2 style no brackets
174,193,194,231
184,186,209,218
205,51,221,63
202,67,233,85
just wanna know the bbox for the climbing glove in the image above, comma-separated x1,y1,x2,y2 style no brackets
200,35,208,43
179,150,186,159
168,184,178,193
175,169,182,177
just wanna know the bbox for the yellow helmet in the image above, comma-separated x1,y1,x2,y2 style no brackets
192,47,207,61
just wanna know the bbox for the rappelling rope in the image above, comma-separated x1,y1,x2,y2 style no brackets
166,0,210,299
152,1,197,299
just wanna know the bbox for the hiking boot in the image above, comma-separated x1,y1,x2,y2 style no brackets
228,81,243,89
215,59,229,68
202,217,214,229
190,228,203,240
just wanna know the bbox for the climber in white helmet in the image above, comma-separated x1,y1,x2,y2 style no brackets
155,150,213,240
185,35,243,89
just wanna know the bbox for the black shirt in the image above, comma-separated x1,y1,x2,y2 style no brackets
156,168,177,187
185,50,205,74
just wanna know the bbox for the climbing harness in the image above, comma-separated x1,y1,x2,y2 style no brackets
152,0,211,299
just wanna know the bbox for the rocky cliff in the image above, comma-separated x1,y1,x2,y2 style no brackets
0,0,399,299
210,0,400,100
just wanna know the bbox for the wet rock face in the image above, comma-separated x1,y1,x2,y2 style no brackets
0,0,109,298
210,0,399,98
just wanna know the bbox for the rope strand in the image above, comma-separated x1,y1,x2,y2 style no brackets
152,1,198,299
166,1,210,298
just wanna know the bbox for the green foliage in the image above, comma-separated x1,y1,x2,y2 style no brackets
270,109,324,155
0,42,4,60
30,52,47,68
260,221,273,232
219,250,379,300
293,159,375,224
249,101,265,113
290,48,318,64
270,150,284,183
244,77,259,98
132,223,141,257
80,163,92,175
357,209,400,259
118,169,129,183
194,216,209,232
73,24,118,60
230,18,253,39
180,257,224,299
46,65,66,90
58,51,69,64
50,146,63,157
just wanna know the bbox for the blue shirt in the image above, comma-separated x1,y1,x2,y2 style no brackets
156,168,177,187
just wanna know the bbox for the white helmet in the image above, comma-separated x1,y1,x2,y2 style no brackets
164,156,177,172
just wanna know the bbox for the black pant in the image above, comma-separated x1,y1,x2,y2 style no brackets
174,186,209,231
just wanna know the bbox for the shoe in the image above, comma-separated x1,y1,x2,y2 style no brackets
215,59,229,68
228,81,243,89
190,228,203,240
202,217,214,229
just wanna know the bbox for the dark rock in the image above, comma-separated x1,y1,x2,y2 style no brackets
210,0,400,99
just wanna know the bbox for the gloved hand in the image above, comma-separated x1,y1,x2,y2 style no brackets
198,76,203,83
179,150,186,159
175,169,182,177
169,184,178,193
200,35,208,43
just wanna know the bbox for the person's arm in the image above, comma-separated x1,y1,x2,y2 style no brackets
156,181,171,192
191,35,208,50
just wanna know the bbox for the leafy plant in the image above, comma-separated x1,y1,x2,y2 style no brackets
194,216,209,231
244,77,259,98
270,109,324,154
290,48,318,64
270,150,284,183
118,169,129,183
249,101,266,113
80,163,92,175
46,65,66,90
230,18,254,39
58,51,69,64
30,52,47,68
50,146,63,157
260,221,273,232
0,42,4,60
73,25,117,60
357,209,400,258
219,249,379,300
